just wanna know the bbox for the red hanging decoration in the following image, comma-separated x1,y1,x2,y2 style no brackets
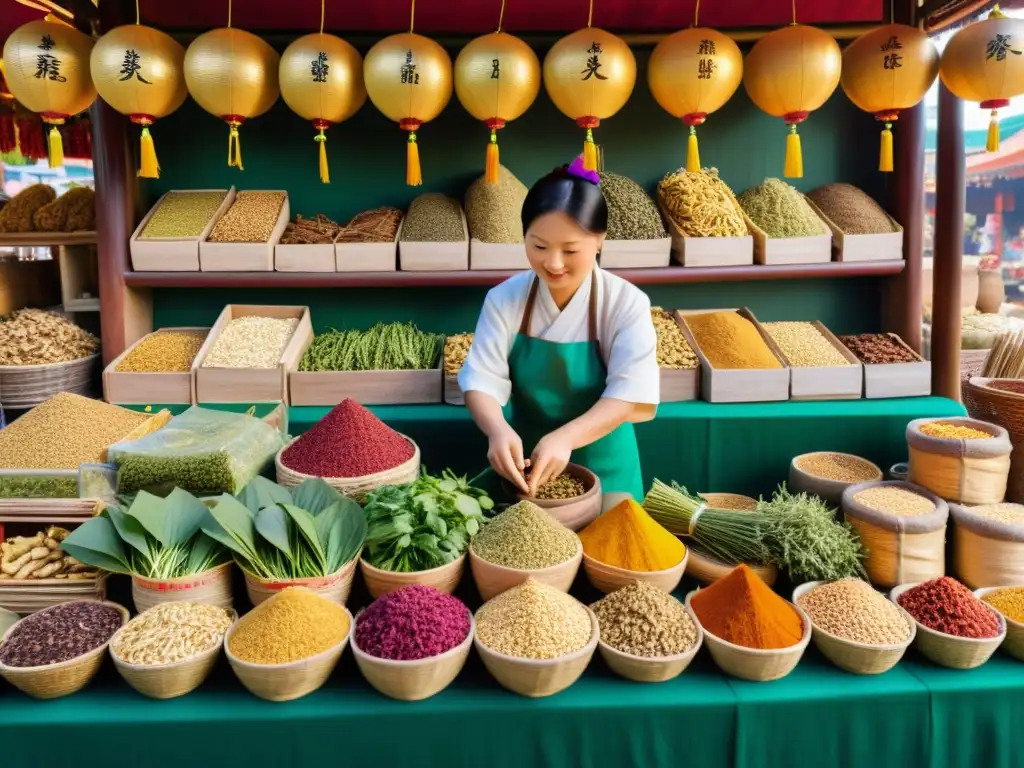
60,119,92,160
16,117,47,160
0,114,15,154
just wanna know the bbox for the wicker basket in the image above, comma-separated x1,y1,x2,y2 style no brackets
132,562,233,614
975,586,1024,661
275,434,421,502
906,417,1011,505
582,551,687,595
475,605,598,697
684,590,811,682
890,582,1005,669
964,378,1024,503
0,354,100,409
351,609,474,701
360,555,465,599
789,453,883,506
950,502,1024,589
244,558,357,607
514,463,602,531
842,481,949,590
597,602,703,683
686,493,777,586
792,581,915,675
0,600,129,699
469,539,583,601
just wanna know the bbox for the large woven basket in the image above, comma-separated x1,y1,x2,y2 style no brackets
906,417,1011,505
360,555,465,599
964,378,1024,503
597,601,703,683
582,550,687,595
469,539,582,601
275,434,420,501
950,502,1024,589
0,354,100,409
244,558,358,607
975,587,1024,661
131,562,233,614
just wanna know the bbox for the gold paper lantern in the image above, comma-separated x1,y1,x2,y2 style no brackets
941,6,1024,152
2,20,96,168
0,59,13,103
184,27,280,170
648,28,742,173
455,32,540,183
91,25,187,179
743,25,842,178
842,25,938,172
280,32,366,184
543,27,636,171
364,32,452,186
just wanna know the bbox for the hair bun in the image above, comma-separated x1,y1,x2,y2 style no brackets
567,155,601,185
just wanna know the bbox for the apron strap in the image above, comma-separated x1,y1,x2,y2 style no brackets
519,276,541,335
517,270,603,364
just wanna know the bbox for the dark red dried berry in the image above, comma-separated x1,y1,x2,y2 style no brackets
898,576,1001,639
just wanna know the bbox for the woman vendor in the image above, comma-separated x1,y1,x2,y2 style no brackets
459,158,659,508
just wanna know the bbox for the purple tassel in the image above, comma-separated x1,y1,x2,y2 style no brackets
567,155,600,185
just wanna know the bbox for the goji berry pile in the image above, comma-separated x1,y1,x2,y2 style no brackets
897,576,1002,639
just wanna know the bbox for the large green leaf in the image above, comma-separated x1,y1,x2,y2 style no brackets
61,516,132,574
255,504,295,561
291,478,343,516
238,476,293,513
201,494,262,568
121,491,168,545
163,488,214,547
314,499,367,572
186,533,224,573
105,505,152,560
281,503,326,572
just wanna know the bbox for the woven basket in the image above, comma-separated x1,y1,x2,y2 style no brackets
582,550,687,595
686,493,777,586
360,555,465,599
684,590,811,682
792,581,915,675
0,354,100,409
131,562,233,614
597,602,703,683
225,604,352,702
275,434,421,502
842,481,949,590
514,463,602,531
110,609,237,699
469,539,583,601
244,558,358,607
475,604,598,698
950,502,1024,589
906,417,1011,505
964,378,1024,503
975,587,1024,661
0,600,129,699
351,608,474,701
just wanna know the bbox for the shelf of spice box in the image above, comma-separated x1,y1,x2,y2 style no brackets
659,199,754,269
129,189,235,272
199,191,290,272
102,327,209,405
0,232,98,247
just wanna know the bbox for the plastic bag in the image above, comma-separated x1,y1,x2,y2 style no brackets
108,406,284,495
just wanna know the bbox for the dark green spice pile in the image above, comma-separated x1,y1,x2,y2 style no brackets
600,172,667,241
299,323,444,372
400,194,465,242
465,165,527,244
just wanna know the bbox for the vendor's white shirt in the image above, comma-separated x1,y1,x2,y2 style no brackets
458,268,660,408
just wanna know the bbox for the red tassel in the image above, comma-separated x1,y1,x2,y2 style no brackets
16,117,46,160
60,120,92,160
0,114,15,154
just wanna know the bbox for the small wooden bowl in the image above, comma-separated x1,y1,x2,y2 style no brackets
514,463,602,531
469,539,583,601
475,605,599,697
789,452,883,506
792,581,914,675
597,601,703,683
582,550,688,595
351,609,474,701
890,583,1006,670
359,554,465,599
225,605,353,702
245,557,358,607
110,608,238,699
975,587,1024,661
687,493,777,587
685,590,811,682
0,600,129,699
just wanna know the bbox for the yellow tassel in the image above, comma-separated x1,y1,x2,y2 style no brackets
485,129,499,184
583,128,598,171
228,124,243,170
139,126,159,179
407,132,422,186
686,126,700,173
784,124,803,179
315,129,329,184
987,109,1000,152
879,122,893,173
47,125,63,169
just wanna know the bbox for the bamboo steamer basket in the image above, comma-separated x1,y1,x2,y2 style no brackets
789,452,883,506
906,417,1011,505
469,539,583,601
686,493,778,587
351,608,474,701
597,601,703,683
514,463,602,531
359,554,465,599
225,604,353,702
889,582,1006,670
475,605,599,697
975,586,1024,661
110,608,238,699
275,434,420,502
684,590,811,682
131,562,233,614
949,502,1024,589
582,550,688,595
244,558,358,607
0,600,129,699
791,581,915,675
0,354,101,409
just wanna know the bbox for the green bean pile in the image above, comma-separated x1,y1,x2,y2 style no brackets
299,323,444,372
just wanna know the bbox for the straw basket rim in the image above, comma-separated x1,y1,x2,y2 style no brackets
792,580,916,653
275,433,421,486
684,589,812,656
889,582,1007,646
791,452,884,484
109,607,238,672
468,536,583,577
974,586,1024,630
359,552,467,581
130,561,233,589
240,557,357,588
0,600,129,674
224,604,354,671
581,550,687,581
595,600,704,665
350,607,476,668
0,352,101,373
473,604,600,666
514,463,600,507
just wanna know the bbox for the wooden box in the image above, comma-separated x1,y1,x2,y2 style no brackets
600,238,671,269
660,367,699,402
676,308,790,403
335,235,399,272
194,305,312,404
102,326,209,405
805,198,905,263
659,199,753,268
398,212,469,271
858,334,932,399
766,321,863,401
745,208,832,266
290,365,443,406
275,242,335,272
444,375,464,405
129,188,234,271
200,192,290,272
470,239,528,270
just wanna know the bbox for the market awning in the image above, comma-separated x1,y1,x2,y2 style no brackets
965,129,1024,181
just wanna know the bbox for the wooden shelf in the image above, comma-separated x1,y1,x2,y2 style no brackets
0,232,97,247
123,260,906,288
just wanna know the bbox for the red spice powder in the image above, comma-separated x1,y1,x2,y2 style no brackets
898,576,1002,639
280,398,414,478
988,380,1024,395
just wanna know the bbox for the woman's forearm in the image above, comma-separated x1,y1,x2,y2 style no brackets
555,397,635,450
464,390,509,437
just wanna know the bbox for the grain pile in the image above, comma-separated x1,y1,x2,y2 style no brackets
658,168,746,237
0,308,98,365
967,503,1024,524
839,334,919,364
140,191,227,239
600,172,667,240
0,184,56,233
202,316,298,369
919,422,991,440
0,601,123,667
591,582,698,657
279,213,342,245
852,486,936,516
32,187,95,232
651,308,697,369
476,578,593,659
797,578,910,645
807,183,897,235
794,453,879,483
737,178,826,238
465,165,527,244
982,586,1024,623
444,333,473,375
228,586,350,665
471,501,579,569
400,194,465,242
208,191,286,243
763,322,850,367
115,330,208,373
535,472,586,500
111,602,234,666
685,311,781,369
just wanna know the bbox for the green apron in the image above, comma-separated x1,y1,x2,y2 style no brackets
507,271,644,500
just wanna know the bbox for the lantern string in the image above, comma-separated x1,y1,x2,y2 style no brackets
497,0,507,32
791,0,796,24
409,0,416,32
587,0,593,28
320,0,325,33
228,0,233,28
693,0,700,27
135,0,140,24
889,0,893,23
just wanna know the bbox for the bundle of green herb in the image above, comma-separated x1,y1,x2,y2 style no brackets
299,323,444,372
201,477,367,579
363,469,493,572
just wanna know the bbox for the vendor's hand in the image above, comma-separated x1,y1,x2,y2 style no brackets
528,430,573,497
487,424,530,493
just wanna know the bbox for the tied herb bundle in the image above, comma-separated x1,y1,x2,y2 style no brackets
299,322,444,372
643,480,865,582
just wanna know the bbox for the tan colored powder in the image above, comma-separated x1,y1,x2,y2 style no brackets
686,311,782,370
228,587,349,665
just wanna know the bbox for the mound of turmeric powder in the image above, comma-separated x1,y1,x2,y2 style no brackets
685,311,782,370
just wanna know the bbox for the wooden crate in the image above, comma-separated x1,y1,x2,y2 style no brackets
676,308,790,403
274,242,335,272
194,305,312,404
660,367,699,402
129,188,234,271
859,334,932,399
336,234,399,272
659,199,753,268
399,212,469,271
764,321,863,401
200,192,290,272
290,364,443,406
745,207,832,266
805,198,904,263
470,239,528,270
444,375,464,405
600,237,671,269
102,327,209,405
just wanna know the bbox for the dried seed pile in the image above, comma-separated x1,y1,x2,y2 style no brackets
465,165,527,244
535,472,586,500
0,526,98,581
686,311,781,370
852,486,935,516
982,586,1024,623
336,207,403,244
228,586,350,665
737,178,826,238
919,422,992,440
140,191,227,239
0,184,56,233
33,187,95,232
898,576,1001,638
0,601,123,667
298,323,443,372
111,602,234,666
202,316,298,369
444,333,473,375
354,585,471,661
651,308,697,369
400,194,465,242
208,191,286,243
968,503,1024,524
763,322,850,367
839,334,919,364
476,578,592,659
471,501,579,569
807,183,897,235
591,581,698,657
115,330,208,373
279,213,342,244
0,308,99,365
794,453,879,483
658,168,746,237
797,578,910,645
600,171,667,240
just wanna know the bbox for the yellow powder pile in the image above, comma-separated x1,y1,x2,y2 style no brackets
228,587,349,665
686,312,782,370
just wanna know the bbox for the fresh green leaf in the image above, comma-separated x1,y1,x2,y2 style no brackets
466,518,480,536
438,478,457,492
238,476,293,512
314,498,366,572
121,491,169,545
202,494,263,570
396,533,411,550
186,533,224,573
291,478,343,515
424,509,446,538
281,503,327,572
453,494,482,519
105,505,153,560
254,504,295,561
60,516,132,574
